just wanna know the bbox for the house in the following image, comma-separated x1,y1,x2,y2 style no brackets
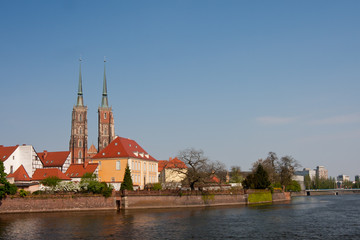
37,150,71,173
65,162,98,182
87,144,97,159
6,165,40,192
32,168,71,181
0,144,39,176
91,136,158,190
158,157,187,186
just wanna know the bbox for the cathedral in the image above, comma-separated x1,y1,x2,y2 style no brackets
69,60,115,164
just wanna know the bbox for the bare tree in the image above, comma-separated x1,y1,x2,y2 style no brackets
229,166,243,183
252,152,278,184
177,148,225,190
278,155,300,187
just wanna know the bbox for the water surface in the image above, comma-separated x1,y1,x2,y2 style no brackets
1,195,359,239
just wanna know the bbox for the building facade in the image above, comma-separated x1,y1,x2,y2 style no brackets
316,166,328,179
91,136,158,190
98,61,115,152
69,60,88,164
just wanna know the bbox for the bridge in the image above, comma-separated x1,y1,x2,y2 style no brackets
306,188,360,196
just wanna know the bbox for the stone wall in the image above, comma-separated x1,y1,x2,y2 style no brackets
122,193,247,209
0,195,116,213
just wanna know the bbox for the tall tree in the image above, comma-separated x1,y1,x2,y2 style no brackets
229,166,243,183
121,164,133,191
278,155,300,187
243,164,271,189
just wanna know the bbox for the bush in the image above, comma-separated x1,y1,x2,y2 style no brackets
19,189,29,197
151,183,162,191
41,176,61,188
285,180,301,192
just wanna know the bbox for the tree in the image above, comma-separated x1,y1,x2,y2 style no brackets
229,166,243,183
41,176,61,189
0,161,18,200
242,164,271,189
121,164,133,191
286,180,301,192
252,152,279,184
177,148,225,190
278,155,300,187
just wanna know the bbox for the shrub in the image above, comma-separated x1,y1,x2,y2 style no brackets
19,189,29,197
151,183,162,191
41,176,61,188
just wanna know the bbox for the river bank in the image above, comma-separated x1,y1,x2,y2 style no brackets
0,190,290,213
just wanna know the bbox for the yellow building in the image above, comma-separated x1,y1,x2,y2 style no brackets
91,136,158,190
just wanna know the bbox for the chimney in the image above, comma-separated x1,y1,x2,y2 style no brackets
84,160,88,169
44,150,48,159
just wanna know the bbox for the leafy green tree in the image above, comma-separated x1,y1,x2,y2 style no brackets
80,173,113,197
121,164,133,191
0,161,18,200
304,175,312,189
41,176,61,189
229,166,243,183
286,180,301,192
242,164,271,189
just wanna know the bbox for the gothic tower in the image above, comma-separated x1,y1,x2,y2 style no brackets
98,60,115,152
69,59,88,164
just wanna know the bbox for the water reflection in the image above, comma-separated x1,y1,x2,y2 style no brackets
1,195,360,239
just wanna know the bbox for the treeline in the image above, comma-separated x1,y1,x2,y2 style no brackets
241,152,301,192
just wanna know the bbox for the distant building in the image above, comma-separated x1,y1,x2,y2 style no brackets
337,174,350,182
37,150,71,173
295,168,316,180
316,166,328,179
355,175,360,182
65,162,98,182
0,144,38,176
32,168,71,181
158,157,187,187
87,144,98,159
91,136,158,190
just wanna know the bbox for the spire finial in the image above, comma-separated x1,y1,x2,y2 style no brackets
101,58,109,108
76,58,84,107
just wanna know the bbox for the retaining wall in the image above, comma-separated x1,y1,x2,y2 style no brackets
0,195,116,213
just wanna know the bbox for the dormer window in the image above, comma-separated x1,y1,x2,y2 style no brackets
145,154,149,159
139,152,144,157
102,153,105,156
133,151,139,157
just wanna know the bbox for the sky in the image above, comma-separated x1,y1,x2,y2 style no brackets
1,1,359,179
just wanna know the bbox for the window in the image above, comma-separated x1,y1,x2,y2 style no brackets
79,140,82,147
104,128,108,135
78,151,82,158
116,161,121,170
103,140,108,148
10,166,13,174
131,161,134,170
79,127,82,134
111,177,115,182
104,112,107,119
143,162,146,171
98,161,101,170
13,156,15,160
79,114,82,121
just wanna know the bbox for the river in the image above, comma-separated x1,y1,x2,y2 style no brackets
0,195,359,239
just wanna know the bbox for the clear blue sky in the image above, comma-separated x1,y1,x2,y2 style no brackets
1,1,359,178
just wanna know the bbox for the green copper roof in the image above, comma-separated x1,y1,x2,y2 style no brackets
101,61,109,108
76,59,84,107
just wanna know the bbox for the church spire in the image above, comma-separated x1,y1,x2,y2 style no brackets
76,58,84,107
101,58,109,108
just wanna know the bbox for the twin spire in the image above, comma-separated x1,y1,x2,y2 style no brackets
76,58,109,108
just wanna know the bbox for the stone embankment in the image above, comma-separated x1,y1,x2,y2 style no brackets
0,190,291,213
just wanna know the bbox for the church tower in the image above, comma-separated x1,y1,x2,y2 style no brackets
69,59,88,164
98,60,115,152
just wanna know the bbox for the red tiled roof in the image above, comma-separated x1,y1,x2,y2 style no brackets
92,136,157,161
37,151,70,167
0,145,18,162
6,165,31,181
32,168,71,181
88,144,97,154
158,157,187,172
65,163,98,178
